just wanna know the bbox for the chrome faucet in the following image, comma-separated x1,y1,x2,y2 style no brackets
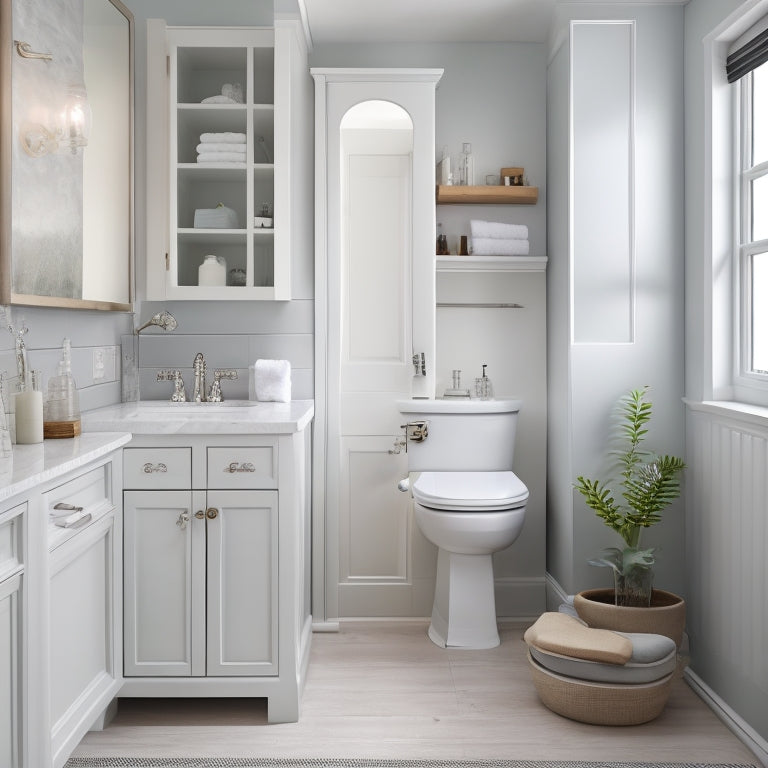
192,353,206,402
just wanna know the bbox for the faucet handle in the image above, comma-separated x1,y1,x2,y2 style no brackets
157,369,187,402
208,369,238,402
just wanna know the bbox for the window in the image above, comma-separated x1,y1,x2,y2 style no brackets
737,60,768,395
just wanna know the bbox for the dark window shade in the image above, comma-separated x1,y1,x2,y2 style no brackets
727,25,768,83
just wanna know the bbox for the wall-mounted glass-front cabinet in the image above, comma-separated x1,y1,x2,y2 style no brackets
146,23,303,300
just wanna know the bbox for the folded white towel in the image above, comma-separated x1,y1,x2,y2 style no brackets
199,132,247,144
201,95,238,104
471,237,530,256
470,220,529,240
196,152,247,163
252,359,291,403
196,143,246,154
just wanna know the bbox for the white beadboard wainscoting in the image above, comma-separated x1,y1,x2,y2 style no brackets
684,400,768,766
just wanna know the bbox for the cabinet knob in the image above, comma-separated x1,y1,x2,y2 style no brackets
176,511,190,530
194,510,205,519
206,507,219,520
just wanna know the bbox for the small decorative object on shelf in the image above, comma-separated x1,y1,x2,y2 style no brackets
254,202,273,228
501,166,525,186
436,223,449,255
436,146,452,185
460,142,475,186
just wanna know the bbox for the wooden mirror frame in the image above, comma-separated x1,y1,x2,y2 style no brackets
0,0,134,311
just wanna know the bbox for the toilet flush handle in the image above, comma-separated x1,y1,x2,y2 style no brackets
403,420,429,442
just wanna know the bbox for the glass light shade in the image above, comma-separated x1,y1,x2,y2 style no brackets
57,85,92,154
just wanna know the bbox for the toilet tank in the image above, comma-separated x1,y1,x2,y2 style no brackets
397,398,522,472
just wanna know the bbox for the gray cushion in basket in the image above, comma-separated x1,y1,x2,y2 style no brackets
616,632,677,663
529,631,677,685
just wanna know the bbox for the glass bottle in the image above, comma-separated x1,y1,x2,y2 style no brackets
461,142,475,186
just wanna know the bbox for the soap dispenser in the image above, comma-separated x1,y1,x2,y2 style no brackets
44,338,81,438
474,364,494,400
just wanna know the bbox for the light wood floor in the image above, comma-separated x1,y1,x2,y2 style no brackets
73,621,760,764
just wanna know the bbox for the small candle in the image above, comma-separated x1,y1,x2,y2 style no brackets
14,370,44,445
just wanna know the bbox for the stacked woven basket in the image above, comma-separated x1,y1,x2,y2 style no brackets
524,612,680,726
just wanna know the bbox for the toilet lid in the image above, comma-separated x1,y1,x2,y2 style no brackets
412,471,529,511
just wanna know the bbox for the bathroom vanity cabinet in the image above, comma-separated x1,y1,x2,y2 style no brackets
0,501,23,768
81,401,315,724
0,433,130,768
122,441,279,678
145,20,312,301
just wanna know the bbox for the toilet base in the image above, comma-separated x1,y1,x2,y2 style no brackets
428,548,500,649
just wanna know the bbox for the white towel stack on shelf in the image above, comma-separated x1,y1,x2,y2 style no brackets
470,219,530,256
196,132,247,165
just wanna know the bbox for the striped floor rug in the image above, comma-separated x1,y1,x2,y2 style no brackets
62,759,759,768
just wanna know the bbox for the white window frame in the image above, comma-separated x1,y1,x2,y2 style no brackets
734,66,768,406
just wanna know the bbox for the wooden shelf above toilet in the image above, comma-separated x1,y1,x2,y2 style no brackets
435,185,539,205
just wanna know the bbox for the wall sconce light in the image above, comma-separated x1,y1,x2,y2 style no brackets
15,40,92,158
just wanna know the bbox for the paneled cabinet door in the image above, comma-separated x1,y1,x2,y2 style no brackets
123,490,207,677
0,574,21,768
205,489,278,676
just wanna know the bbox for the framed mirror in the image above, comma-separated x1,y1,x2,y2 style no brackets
0,0,134,310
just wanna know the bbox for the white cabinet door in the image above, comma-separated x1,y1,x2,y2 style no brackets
206,490,278,676
48,517,117,762
0,574,21,768
123,490,206,676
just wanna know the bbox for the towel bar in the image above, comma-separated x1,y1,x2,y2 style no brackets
436,302,524,309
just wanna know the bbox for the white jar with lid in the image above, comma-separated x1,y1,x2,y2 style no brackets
198,255,226,286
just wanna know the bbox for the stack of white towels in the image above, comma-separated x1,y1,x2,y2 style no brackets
196,132,247,165
470,219,529,256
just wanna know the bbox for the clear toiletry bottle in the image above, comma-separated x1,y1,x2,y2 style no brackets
44,338,81,436
0,373,11,459
474,364,494,400
461,142,474,186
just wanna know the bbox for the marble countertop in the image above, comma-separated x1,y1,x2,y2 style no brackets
80,399,315,435
0,432,132,505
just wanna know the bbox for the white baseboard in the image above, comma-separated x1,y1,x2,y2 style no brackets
684,668,768,768
311,620,340,632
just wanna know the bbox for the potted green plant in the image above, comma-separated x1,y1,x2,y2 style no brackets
573,387,687,644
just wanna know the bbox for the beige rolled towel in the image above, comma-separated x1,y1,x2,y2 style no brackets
524,612,632,665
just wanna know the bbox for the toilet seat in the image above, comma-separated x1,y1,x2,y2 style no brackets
412,471,529,512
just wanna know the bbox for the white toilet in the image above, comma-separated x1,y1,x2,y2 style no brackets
398,398,529,650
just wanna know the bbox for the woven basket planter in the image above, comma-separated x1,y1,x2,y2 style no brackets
527,650,674,726
574,588,686,648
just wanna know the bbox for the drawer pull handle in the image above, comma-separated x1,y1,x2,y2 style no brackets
206,507,219,520
224,462,255,473
142,462,168,474
176,511,190,530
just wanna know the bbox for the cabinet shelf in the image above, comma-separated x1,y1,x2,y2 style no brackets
437,255,548,273
436,184,538,205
